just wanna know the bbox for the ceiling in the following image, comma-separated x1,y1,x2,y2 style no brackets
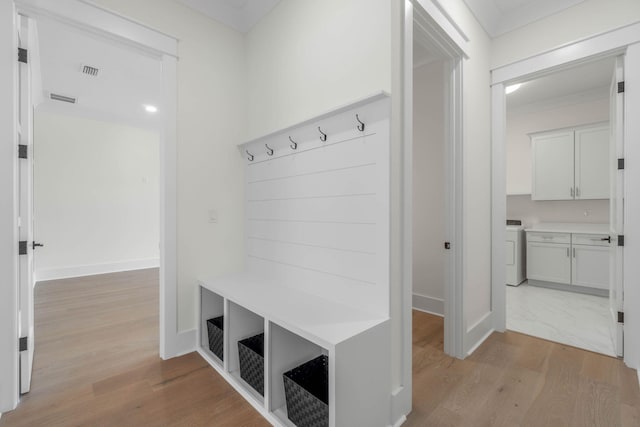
176,0,282,33
506,57,616,110
35,17,162,129
463,0,585,37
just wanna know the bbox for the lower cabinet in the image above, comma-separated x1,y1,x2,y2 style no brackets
526,232,609,291
527,241,571,284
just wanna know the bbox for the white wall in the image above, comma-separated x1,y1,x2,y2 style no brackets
412,60,445,315
89,0,247,331
491,0,640,68
33,111,160,281
244,0,391,140
506,97,609,195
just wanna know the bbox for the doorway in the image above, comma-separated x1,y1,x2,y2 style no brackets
502,57,620,357
490,26,640,369
2,0,179,410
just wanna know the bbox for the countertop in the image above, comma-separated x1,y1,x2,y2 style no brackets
525,222,610,235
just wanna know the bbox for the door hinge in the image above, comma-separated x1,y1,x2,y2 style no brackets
618,311,624,324
18,47,27,64
618,81,625,93
19,336,27,352
618,158,624,170
19,240,27,255
18,144,27,159
618,235,625,247
444,242,451,250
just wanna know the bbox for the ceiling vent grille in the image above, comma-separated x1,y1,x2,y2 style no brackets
82,65,99,76
50,93,77,104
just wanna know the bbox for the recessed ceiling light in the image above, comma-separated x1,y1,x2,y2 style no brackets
144,104,158,113
505,83,522,95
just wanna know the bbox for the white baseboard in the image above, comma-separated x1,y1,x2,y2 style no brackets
412,293,444,316
465,311,494,356
35,258,160,282
391,384,410,427
162,328,196,359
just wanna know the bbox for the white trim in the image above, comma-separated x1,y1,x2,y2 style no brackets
392,414,407,427
413,0,469,58
490,25,640,370
491,83,506,333
465,311,494,356
491,21,640,85
412,294,444,316
0,2,20,414
34,258,160,282
15,0,177,57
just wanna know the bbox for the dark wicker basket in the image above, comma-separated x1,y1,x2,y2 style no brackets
238,333,264,396
283,355,328,427
206,316,224,361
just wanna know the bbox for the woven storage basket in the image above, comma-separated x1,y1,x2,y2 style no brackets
283,355,328,427
238,333,264,396
206,316,224,361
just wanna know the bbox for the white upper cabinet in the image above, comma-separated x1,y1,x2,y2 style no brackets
575,126,610,199
531,123,609,201
531,131,574,200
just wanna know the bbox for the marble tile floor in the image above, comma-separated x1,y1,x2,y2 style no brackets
507,281,616,357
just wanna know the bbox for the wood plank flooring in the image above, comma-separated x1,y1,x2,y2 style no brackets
406,310,640,427
0,269,269,427
1,271,638,426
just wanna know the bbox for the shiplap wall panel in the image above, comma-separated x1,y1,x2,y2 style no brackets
247,196,377,224
246,221,376,254
240,95,390,316
247,238,377,284
247,164,377,201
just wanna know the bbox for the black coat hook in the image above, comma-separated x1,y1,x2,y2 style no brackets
265,144,274,156
246,150,254,161
289,136,297,150
356,114,365,132
318,126,327,142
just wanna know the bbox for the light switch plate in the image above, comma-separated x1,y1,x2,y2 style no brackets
208,209,218,223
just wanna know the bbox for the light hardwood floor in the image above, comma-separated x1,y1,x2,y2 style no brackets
1,270,638,426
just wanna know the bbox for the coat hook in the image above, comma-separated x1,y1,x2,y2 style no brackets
265,144,274,156
318,126,327,142
289,136,298,150
356,114,365,132
246,150,254,161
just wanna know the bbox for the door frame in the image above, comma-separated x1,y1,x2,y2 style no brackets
490,22,640,369
393,0,467,422
0,0,181,412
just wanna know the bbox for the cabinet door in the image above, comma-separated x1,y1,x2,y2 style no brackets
575,125,609,199
572,244,609,289
531,131,575,200
526,241,571,284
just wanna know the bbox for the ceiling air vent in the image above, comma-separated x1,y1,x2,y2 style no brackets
81,64,99,77
50,93,77,104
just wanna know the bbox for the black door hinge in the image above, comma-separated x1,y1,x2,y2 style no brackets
618,81,625,93
444,242,451,250
618,311,624,324
19,144,27,159
19,336,27,352
618,235,625,247
618,158,624,170
19,241,27,255
18,48,27,64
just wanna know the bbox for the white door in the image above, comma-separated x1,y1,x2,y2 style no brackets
17,14,35,394
609,56,624,357
572,244,609,290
